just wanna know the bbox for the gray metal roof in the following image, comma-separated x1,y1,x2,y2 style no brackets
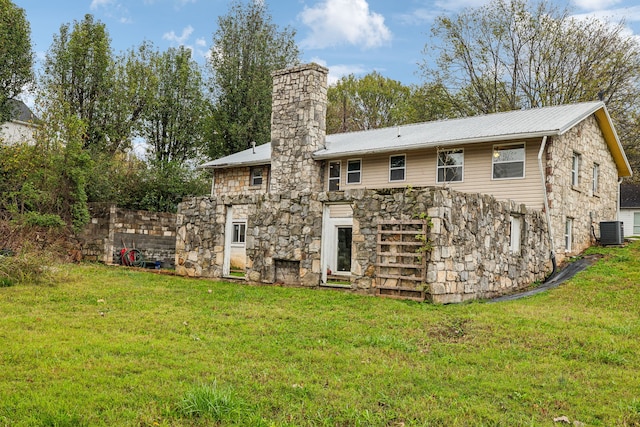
200,101,606,169
199,141,271,169
8,99,38,123
315,101,605,159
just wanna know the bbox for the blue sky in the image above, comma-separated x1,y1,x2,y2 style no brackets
13,0,640,87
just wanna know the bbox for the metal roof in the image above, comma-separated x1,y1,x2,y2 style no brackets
314,101,605,159
199,101,631,176
199,141,271,169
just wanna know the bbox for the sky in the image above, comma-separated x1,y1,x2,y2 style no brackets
12,0,640,88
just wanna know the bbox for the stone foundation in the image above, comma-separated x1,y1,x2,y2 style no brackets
176,187,551,302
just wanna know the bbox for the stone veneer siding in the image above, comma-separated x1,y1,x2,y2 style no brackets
270,63,327,194
545,115,619,261
176,187,551,303
212,165,270,196
80,204,177,267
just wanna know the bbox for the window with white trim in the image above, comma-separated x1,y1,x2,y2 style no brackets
232,222,246,244
634,212,640,235
389,155,406,182
592,163,599,194
565,218,573,252
510,215,522,254
571,152,581,186
437,149,464,183
346,159,361,184
250,167,263,186
328,161,341,191
493,143,525,179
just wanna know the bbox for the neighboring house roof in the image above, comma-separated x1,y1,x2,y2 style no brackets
620,183,640,209
8,99,38,124
200,101,632,176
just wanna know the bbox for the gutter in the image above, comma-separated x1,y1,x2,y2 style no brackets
537,136,557,276
313,131,560,160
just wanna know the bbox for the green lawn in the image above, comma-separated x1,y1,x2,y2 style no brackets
1,242,639,426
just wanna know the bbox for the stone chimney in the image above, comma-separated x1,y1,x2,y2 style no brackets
270,63,328,194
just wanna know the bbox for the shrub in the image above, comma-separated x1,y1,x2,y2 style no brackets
0,248,62,286
21,212,66,228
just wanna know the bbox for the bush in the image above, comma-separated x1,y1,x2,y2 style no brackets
21,212,66,228
0,248,62,286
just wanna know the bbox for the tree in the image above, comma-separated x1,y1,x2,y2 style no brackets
0,0,33,123
142,46,208,165
41,14,117,153
422,0,640,171
327,72,411,134
424,0,640,111
207,0,300,158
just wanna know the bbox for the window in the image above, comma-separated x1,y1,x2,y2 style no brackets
389,155,406,182
329,161,341,191
571,152,581,186
493,143,525,179
565,218,573,252
250,167,263,186
592,163,599,194
346,159,361,184
634,212,640,235
437,149,464,183
510,215,522,254
232,222,246,244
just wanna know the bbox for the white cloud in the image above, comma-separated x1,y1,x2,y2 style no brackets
90,0,132,24
196,38,207,47
163,25,195,45
299,0,392,49
572,0,622,11
90,0,114,10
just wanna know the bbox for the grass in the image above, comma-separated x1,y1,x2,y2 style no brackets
0,242,639,426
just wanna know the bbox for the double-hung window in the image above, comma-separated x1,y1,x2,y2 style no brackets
437,149,464,183
250,167,263,186
493,143,525,179
232,222,246,245
565,218,573,252
571,152,581,186
389,155,406,182
329,161,341,191
346,159,361,184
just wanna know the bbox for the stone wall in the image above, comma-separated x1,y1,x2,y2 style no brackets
176,187,551,303
546,116,619,261
80,204,177,267
212,165,270,197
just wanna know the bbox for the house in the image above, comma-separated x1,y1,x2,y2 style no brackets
0,99,38,145
176,63,632,303
619,183,640,237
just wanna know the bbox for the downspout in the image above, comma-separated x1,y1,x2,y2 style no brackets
617,177,623,221
537,136,557,277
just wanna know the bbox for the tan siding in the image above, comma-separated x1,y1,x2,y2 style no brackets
327,138,545,209
329,204,353,218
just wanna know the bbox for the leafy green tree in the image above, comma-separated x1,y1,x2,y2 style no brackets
41,14,117,153
0,0,33,123
142,46,208,165
207,0,300,157
327,72,411,134
423,0,640,171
